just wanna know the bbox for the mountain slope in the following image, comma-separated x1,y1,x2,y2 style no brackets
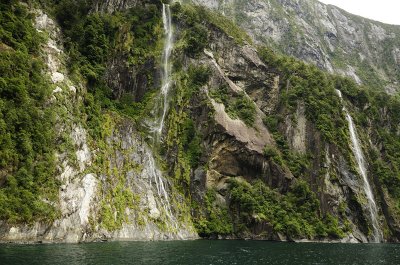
187,0,400,94
1,0,400,243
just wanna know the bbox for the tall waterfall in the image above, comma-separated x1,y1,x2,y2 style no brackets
156,3,174,137
336,89,382,243
143,3,176,228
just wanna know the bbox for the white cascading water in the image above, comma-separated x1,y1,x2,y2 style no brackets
144,3,176,228
336,89,383,243
156,3,174,137
145,151,174,222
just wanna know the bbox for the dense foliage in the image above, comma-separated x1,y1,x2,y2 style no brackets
166,65,210,189
258,47,349,148
0,1,58,223
0,0,165,225
50,1,166,229
260,41,400,223
172,4,208,57
172,3,251,52
194,189,233,237
263,115,311,177
210,85,256,126
230,179,346,239
50,0,165,134
196,179,347,239
338,76,400,213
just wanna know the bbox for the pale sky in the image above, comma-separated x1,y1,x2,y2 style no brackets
318,0,400,25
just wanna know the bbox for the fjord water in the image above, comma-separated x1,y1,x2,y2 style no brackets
1,241,399,265
336,89,383,242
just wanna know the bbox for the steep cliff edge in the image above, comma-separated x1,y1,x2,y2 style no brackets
1,0,400,243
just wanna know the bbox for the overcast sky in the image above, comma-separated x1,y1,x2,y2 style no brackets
318,0,400,25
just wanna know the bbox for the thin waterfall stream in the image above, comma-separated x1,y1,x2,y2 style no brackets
335,89,382,242
157,3,173,137
143,3,176,228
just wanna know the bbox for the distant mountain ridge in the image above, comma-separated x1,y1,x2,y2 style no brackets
186,0,400,94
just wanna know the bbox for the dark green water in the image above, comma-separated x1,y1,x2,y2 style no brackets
0,240,399,265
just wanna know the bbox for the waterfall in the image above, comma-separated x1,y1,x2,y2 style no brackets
145,3,176,228
335,89,383,243
156,3,174,137
145,150,174,223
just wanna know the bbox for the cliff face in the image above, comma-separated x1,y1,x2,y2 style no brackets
187,0,400,94
1,0,400,243
176,16,376,242
0,5,196,243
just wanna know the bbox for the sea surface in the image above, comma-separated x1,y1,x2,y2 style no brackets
0,240,399,265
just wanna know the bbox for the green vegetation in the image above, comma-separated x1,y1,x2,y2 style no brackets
0,0,166,226
330,69,400,213
95,114,141,231
209,84,230,104
263,114,282,133
194,179,347,239
166,66,210,189
258,47,349,151
229,179,346,239
263,146,284,167
2,0,400,241
194,189,233,237
228,94,256,126
0,1,58,223
173,3,252,46
52,0,163,129
53,1,165,229
263,115,311,177
172,4,208,57
210,85,256,126
200,6,252,45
